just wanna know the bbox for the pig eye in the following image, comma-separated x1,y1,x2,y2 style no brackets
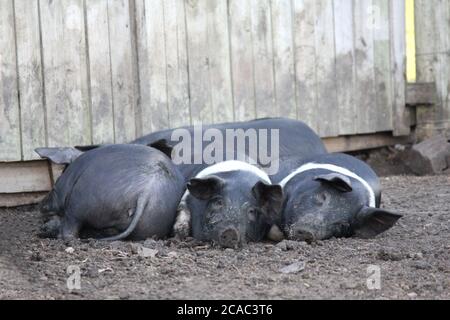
213,197,224,207
208,197,224,212
247,207,258,222
315,192,329,205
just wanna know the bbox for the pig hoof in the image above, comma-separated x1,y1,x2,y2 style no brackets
173,207,191,239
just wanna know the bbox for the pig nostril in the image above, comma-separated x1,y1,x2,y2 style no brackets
218,228,239,248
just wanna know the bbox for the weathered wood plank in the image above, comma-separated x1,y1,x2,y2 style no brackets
314,0,338,137
373,0,393,132
164,0,191,128
353,0,377,134
390,0,409,136
333,0,356,135
14,0,46,160
39,0,91,147
251,0,276,119
406,82,437,106
434,0,450,125
86,0,114,145
0,160,52,193
205,0,234,123
229,0,256,121
135,0,150,132
0,192,47,208
271,0,296,119
137,0,169,133
414,0,439,138
323,131,412,153
292,0,317,131
414,0,450,139
184,0,213,124
0,0,21,161
107,0,137,142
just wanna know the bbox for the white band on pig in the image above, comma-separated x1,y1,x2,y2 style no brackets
279,162,376,208
181,160,271,201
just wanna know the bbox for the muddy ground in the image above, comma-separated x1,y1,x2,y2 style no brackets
0,175,449,300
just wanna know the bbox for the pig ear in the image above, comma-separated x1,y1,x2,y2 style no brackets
187,176,225,200
252,181,284,223
354,206,402,238
314,173,352,192
35,147,83,165
148,139,174,159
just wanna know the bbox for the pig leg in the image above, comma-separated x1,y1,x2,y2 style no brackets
173,201,191,239
59,214,82,240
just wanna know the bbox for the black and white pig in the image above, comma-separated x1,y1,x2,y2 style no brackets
271,153,402,241
175,160,283,248
38,144,185,240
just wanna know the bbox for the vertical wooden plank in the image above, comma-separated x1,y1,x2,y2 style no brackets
434,0,450,126
0,0,21,161
414,0,438,138
292,0,317,131
353,0,377,134
390,0,409,135
163,0,190,128
251,0,277,118
251,0,276,119
185,0,213,124
39,0,91,148
15,0,46,160
136,0,169,133
229,0,256,121
333,0,356,135
108,0,137,142
373,0,393,132
205,0,234,123
271,0,296,119
314,0,338,137
135,0,150,132
86,0,114,145
185,0,233,124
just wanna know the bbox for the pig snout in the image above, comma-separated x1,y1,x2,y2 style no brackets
218,227,240,248
292,227,315,242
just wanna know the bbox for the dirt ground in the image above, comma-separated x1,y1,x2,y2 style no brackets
0,175,449,300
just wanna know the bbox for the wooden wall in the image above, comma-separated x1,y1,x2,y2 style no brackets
0,0,408,162
414,0,450,139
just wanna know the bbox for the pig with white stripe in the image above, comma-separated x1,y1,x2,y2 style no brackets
176,160,283,248
271,153,402,241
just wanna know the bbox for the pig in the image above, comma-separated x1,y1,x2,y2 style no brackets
37,144,185,240
129,118,326,243
271,153,402,241
176,160,283,248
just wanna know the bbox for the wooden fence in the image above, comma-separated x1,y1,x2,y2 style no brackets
414,0,450,139
0,0,408,162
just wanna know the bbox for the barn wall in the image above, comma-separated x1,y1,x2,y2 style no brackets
414,0,450,139
0,0,408,162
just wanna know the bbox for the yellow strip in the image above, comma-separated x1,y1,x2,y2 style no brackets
406,0,416,82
